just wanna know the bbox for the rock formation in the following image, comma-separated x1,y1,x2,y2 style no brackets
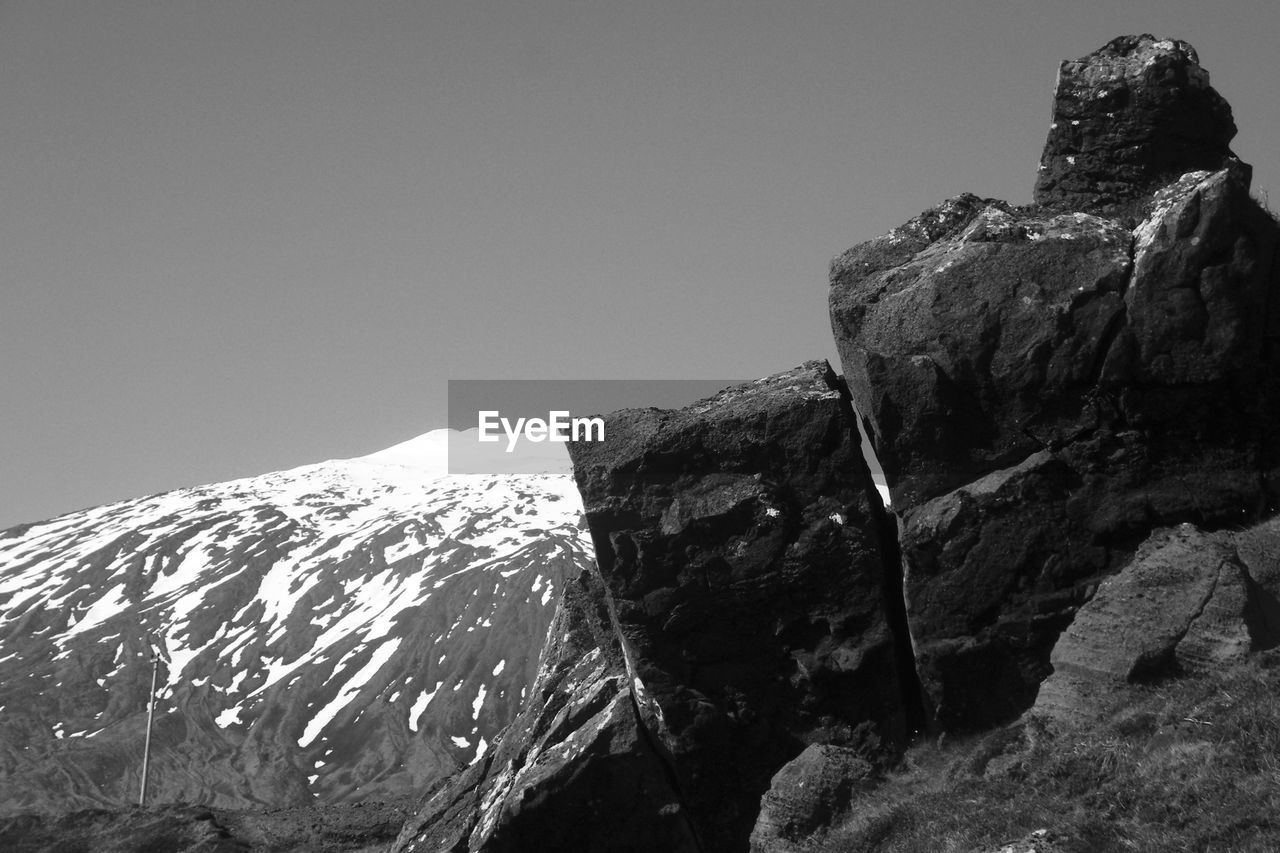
395,33,1280,853
394,362,914,852
1034,35,1241,213
829,35,1280,731
566,361,914,851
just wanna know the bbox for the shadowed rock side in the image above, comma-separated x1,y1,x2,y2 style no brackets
1033,34,1240,213
566,361,914,852
391,564,700,853
830,36,1280,731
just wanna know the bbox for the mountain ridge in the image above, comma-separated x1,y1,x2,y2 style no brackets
0,430,590,817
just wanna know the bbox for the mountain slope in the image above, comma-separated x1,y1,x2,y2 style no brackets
0,431,591,817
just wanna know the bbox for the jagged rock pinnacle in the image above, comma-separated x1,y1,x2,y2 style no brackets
829,36,1280,733
1033,34,1242,211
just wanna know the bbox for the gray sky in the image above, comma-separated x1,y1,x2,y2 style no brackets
3,1,1277,528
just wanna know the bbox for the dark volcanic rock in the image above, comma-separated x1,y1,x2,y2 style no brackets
1033,34,1240,212
395,362,909,853
565,361,913,851
830,201,1134,507
831,167,1276,512
391,565,699,853
830,37,1280,731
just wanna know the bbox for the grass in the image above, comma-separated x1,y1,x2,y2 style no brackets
812,651,1280,852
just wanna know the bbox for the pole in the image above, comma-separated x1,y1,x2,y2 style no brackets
139,650,159,807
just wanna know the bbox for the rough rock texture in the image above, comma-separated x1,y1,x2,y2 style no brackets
829,37,1280,731
831,200,1135,507
748,744,874,853
1033,35,1239,212
831,166,1276,513
392,35,1280,850
564,361,915,852
391,566,699,853
1031,524,1263,726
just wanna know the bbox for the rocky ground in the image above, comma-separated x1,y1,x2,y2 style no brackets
765,650,1280,852
0,798,410,853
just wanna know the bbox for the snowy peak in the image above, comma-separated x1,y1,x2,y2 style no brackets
0,434,592,815
347,428,451,474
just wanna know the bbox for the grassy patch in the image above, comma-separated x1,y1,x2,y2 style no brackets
820,651,1280,852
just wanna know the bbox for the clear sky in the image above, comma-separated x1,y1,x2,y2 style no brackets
2,1,1277,528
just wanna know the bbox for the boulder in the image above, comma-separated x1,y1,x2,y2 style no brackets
749,744,875,853
567,361,916,852
831,167,1276,514
393,361,913,852
830,202,1134,508
829,36,1280,731
1033,523,1279,727
1033,34,1239,213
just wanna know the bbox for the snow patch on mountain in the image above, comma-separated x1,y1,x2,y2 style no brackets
0,430,592,813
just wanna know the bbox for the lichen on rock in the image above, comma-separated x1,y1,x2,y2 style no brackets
1033,34,1241,213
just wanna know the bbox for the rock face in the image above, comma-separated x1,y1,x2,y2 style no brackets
831,200,1135,506
1034,34,1240,212
393,362,914,853
830,36,1280,731
395,34,1280,851
565,361,913,851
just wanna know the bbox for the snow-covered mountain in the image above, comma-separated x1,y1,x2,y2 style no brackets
0,431,591,817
